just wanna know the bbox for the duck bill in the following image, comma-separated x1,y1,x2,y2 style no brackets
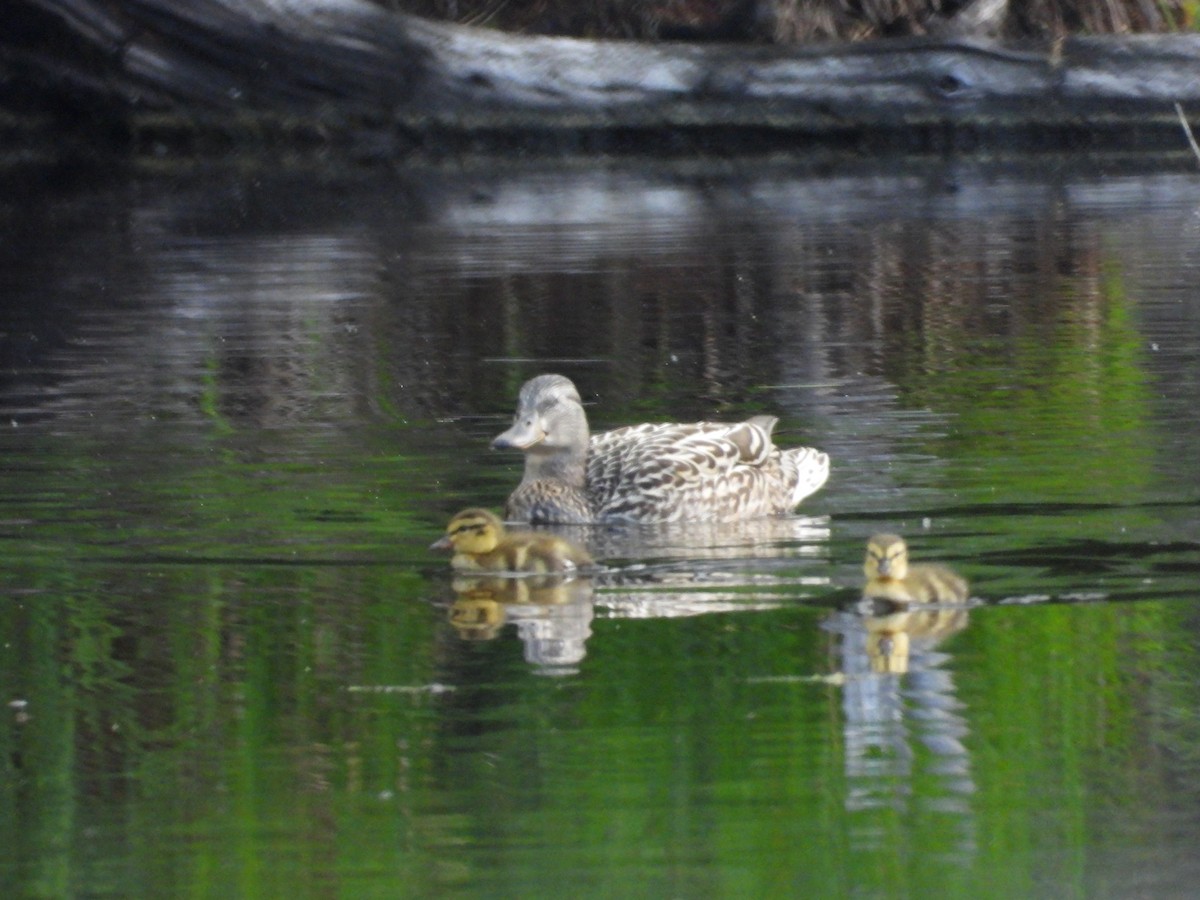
430,535,452,551
492,419,545,451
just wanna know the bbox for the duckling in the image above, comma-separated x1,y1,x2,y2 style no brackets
862,533,969,604
492,373,830,524
430,508,594,574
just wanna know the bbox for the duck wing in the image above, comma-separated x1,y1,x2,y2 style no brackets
585,418,825,523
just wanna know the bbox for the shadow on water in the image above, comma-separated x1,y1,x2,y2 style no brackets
3,157,1200,897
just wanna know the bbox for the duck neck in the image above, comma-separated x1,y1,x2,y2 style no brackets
523,448,586,488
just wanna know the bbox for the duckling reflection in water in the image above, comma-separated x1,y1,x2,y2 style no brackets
447,574,595,664
863,533,969,605
448,594,506,641
866,606,970,674
430,508,594,574
450,572,594,610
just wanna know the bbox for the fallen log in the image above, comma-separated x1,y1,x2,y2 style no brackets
4,0,1200,156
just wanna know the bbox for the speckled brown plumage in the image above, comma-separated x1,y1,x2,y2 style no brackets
492,374,830,524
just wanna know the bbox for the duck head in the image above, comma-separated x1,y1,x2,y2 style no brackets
492,374,590,470
431,508,505,555
864,533,909,580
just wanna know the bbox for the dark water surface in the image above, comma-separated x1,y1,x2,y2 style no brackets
3,157,1200,898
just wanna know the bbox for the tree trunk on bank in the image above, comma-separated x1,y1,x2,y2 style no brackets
4,0,1200,157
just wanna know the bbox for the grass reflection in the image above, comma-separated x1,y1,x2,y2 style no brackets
890,259,1152,507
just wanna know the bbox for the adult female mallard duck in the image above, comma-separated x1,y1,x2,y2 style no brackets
862,533,969,604
430,508,594,574
491,374,830,524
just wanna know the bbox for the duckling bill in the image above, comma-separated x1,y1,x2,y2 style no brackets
431,508,593,574
492,373,830,524
862,533,968,604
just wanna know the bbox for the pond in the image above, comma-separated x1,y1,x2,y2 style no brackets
2,155,1200,898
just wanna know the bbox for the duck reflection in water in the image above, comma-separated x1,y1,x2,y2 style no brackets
446,576,595,674
432,509,596,674
822,534,975,858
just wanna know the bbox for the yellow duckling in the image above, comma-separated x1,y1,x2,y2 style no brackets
862,533,969,604
430,508,594,574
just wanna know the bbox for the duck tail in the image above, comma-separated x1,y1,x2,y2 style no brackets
785,447,830,507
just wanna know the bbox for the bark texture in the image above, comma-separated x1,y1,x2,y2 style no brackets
3,0,1200,154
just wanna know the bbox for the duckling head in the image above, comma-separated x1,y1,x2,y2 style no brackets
491,374,589,459
864,533,909,581
431,508,504,555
